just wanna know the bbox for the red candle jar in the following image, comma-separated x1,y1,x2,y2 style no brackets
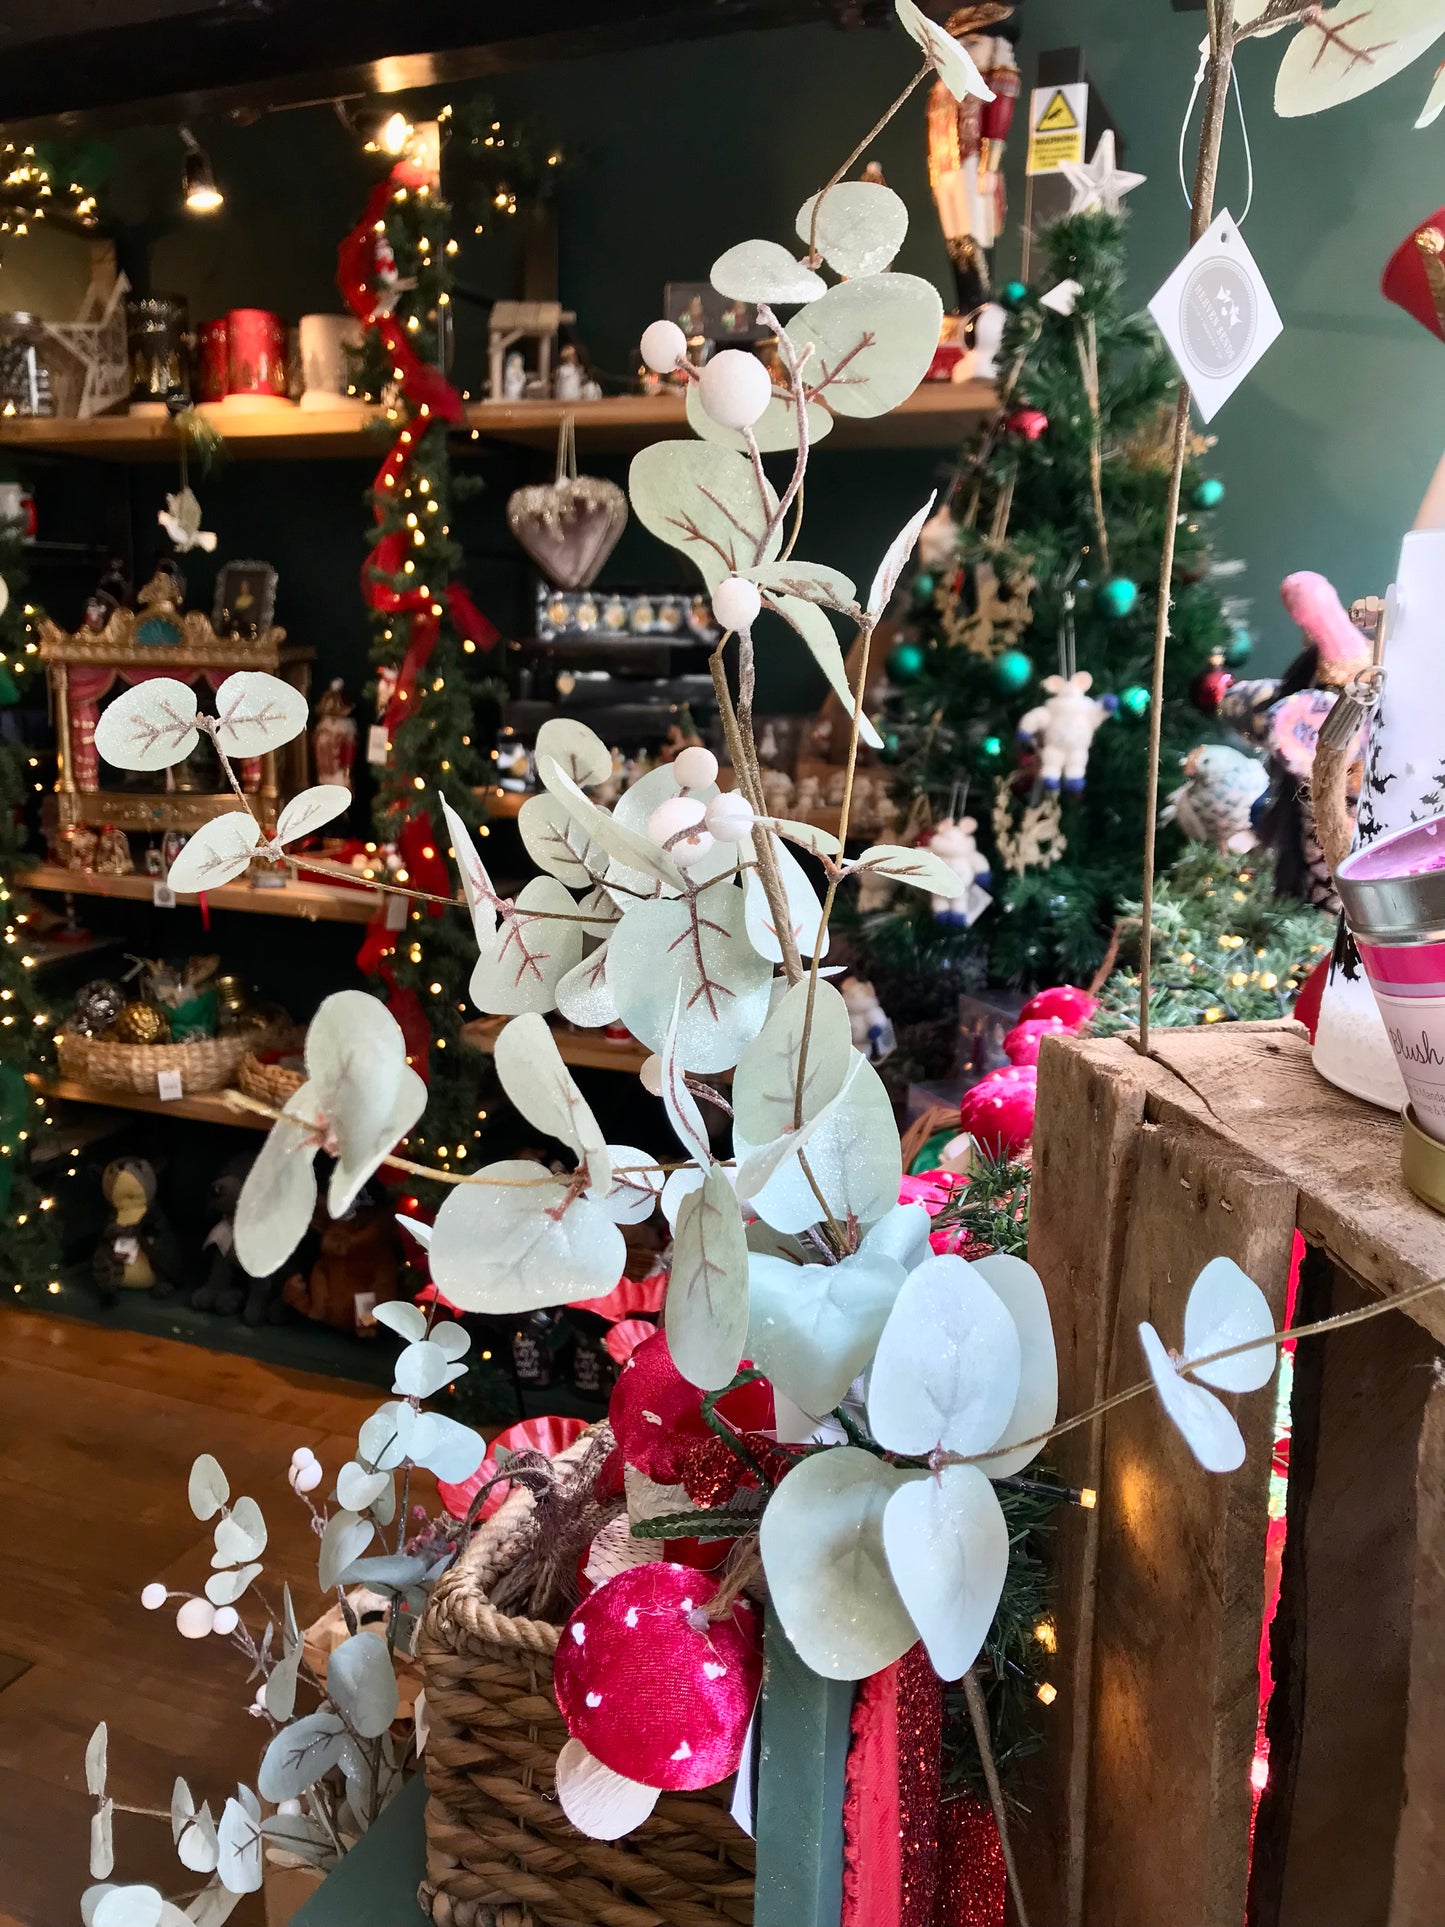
226,308,288,398
196,318,228,402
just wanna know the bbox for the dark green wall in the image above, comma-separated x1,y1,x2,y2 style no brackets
92,7,1445,713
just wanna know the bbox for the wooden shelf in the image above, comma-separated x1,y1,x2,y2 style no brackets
29,1074,270,1131
19,861,382,924
0,383,996,462
462,1014,650,1075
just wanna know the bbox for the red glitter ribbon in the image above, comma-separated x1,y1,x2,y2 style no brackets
841,1644,943,1927
937,1795,1006,1927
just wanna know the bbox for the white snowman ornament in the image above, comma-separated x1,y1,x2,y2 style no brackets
1018,670,1110,794
928,816,993,926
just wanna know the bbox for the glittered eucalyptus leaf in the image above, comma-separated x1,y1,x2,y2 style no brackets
660,985,711,1165
969,1253,1059,1477
882,1464,1009,1681
373,1300,427,1345
590,1143,666,1225
796,181,908,278
538,754,686,892
849,840,962,897
535,716,613,788
711,238,827,305
165,812,262,895
684,379,834,456
468,874,586,1016
746,1248,904,1414
555,939,620,1028
326,1631,399,1739
751,559,857,611
439,793,498,945
866,493,937,621
733,977,852,1144
188,1454,229,1522
518,794,608,888
735,1047,899,1234
212,671,309,759
608,887,772,1074
666,1165,751,1391
273,785,351,844
493,1011,610,1191
429,1159,625,1314
743,832,828,962
762,595,883,750
769,818,842,859
867,1254,1022,1456
628,440,782,588
392,1339,466,1399
257,1712,359,1804
895,0,996,102
211,1496,266,1566
787,274,944,419
93,678,199,771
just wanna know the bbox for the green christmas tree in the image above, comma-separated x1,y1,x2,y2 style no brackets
0,527,61,1295
872,206,1241,987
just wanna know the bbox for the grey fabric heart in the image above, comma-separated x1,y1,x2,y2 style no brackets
506,476,627,589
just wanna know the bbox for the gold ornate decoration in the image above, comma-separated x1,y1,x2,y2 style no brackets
937,557,1035,658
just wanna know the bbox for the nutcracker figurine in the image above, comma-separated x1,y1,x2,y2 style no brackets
925,5,1021,314
312,678,358,789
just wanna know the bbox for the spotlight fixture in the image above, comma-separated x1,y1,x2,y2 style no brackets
181,128,223,214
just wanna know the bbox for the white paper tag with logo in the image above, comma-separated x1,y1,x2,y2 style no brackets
1147,209,1282,423
367,724,390,766
156,1069,183,1100
153,880,177,908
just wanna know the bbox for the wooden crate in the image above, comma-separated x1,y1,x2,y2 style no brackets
1020,1021,1445,1927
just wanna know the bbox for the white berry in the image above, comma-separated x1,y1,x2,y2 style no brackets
290,1445,317,1470
639,1054,663,1096
698,349,773,430
712,575,762,632
646,796,712,868
705,791,756,843
141,1582,167,1610
176,1597,217,1640
289,1459,323,1494
212,1606,240,1636
640,318,686,374
673,745,719,790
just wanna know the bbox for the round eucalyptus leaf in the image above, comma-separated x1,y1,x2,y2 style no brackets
429,1160,626,1314
188,1454,230,1523
970,1253,1059,1477
1139,1321,1246,1474
468,874,588,1017
867,1254,1021,1456
326,1630,399,1738
711,237,827,305
166,811,262,895
93,679,198,772
684,378,834,456
882,1464,1008,1680
607,887,772,1074
1183,1255,1277,1393
746,1248,904,1414
213,670,309,759
795,181,908,278
535,716,613,788
629,439,782,587
787,273,943,418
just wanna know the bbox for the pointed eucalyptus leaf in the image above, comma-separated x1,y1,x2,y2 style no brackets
257,1711,357,1804
274,784,350,846
683,376,834,456
166,812,262,896
408,1410,486,1483
555,939,620,1028
494,1011,609,1189
608,887,772,1074
260,1811,334,1870
796,181,908,278
176,1804,220,1876
763,594,883,750
236,1786,260,1825
326,1631,399,1738
788,273,944,419
538,754,686,892
518,794,607,888
1183,1256,1277,1394
895,0,995,101
744,832,828,962
746,1249,904,1414
468,874,587,1016
264,1649,301,1723
752,559,857,611
882,1464,1009,1681
188,1454,230,1522
318,1511,375,1592
759,1446,921,1678
85,1720,108,1797
535,716,612,789
868,1254,1021,1456
393,1338,466,1399
303,990,427,1221
666,1165,750,1391
850,842,963,897
769,817,842,859
867,492,937,620
336,1461,392,1513
628,439,782,588
336,1553,428,1594
661,985,711,1166
429,1160,626,1314
591,1144,666,1225
439,793,498,945
90,1799,114,1880
170,1777,194,1842
373,1300,428,1345
711,238,827,305
94,678,199,772
733,977,852,1143
212,1496,266,1567
233,1102,320,1281
213,671,309,759
737,1049,899,1234
357,1400,415,1472
1139,1321,1246,1473
205,1563,262,1607
970,1253,1059,1477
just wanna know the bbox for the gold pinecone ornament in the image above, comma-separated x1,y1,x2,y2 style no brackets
111,1001,169,1045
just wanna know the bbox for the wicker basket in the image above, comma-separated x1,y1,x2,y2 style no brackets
58,1019,281,1096
237,1045,306,1109
419,1445,755,1927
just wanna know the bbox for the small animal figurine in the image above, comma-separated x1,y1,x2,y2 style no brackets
284,1202,400,1333
928,816,993,926
841,974,896,1063
1166,744,1269,855
1017,669,1110,794
191,1154,290,1323
93,1157,181,1305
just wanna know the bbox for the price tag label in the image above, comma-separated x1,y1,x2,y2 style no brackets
153,880,177,908
367,724,390,766
156,1069,183,1101
1147,209,1283,423
385,891,408,930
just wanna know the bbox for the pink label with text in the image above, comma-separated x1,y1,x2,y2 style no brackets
1358,939,1445,1138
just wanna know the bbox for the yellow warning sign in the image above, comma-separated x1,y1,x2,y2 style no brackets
1026,81,1087,176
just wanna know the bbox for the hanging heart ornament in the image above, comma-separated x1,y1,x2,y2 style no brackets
507,415,627,590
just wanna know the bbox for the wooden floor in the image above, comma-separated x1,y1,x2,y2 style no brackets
0,1308,378,1927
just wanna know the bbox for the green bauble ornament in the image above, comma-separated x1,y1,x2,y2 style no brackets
975,733,1005,770
1000,279,1028,310
0,667,18,707
1118,684,1150,719
1225,627,1253,666
911,572,936,605
879,729,903,765
1098,575,1139,620
888,640,926,683
1192,477,1225,510
991,648,1033,695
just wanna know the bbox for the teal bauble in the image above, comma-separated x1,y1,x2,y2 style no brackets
991,648,1033,695
1225,627,1253,666
879,729,903,765
1000,279,1028,310
1118,684,1150,719
911,572,936,605
1192,477,1225,510
975,733,1005,770
1098,575,1139,620
887,640,927,683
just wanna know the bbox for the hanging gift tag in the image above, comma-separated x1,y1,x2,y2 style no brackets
367,724,390,766
156,1069,183,1101
385,890,408,930
152,880,177,909
1147,209,1282,423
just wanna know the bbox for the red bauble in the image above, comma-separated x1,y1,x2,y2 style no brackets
959,1064,1037,1157
1018,984,1098,1030
554,1562,763,1790
1003,1015,1068,1067
436,1414,588,1522
607,1330,773,1485
1003,407,1049,442
1190,657,1234,716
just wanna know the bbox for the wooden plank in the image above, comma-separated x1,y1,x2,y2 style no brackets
1391,1360,1445,1923
21,861,381,925
1085,1111,1297,1927
31,1074,271,1131
461,1014,650,1075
